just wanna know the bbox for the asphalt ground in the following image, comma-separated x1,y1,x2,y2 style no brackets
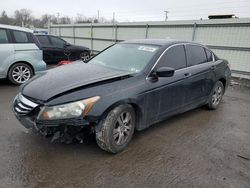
0,78,249,188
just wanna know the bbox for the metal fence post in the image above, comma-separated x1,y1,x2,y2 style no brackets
59,26,61,37
73,25,76,44
115,24,118,43
145,24,149,39
48,19,51,34
91,24,93,52
192,22,197,41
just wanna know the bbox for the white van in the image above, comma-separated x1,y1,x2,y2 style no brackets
0,24,46,85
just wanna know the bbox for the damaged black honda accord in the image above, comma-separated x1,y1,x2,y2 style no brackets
13,39,231,153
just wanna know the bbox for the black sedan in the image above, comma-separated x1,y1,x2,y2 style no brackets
13,39,231,153
35,34,90,64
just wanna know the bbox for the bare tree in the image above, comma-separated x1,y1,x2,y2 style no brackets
0,11,15,25
40,14,57,26
0,11,8,24
14,9,33,27
0,9,114,28
59,16,71,24
75,14,88,23
98,17,113,23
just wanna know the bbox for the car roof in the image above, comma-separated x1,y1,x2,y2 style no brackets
121,39,205,47
34,33,48,36
0,24,33,33
35,34,56,37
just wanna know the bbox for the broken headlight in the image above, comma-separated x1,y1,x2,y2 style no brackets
38,96,100,120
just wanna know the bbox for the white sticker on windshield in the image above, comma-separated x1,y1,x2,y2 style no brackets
130,68,140,72
138,46,157,52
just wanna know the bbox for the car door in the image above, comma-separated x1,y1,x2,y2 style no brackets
0,28,14,78
184,44,215,107
11,30,41,55
49,36,68,63
145,44,188,123
36,35,54,64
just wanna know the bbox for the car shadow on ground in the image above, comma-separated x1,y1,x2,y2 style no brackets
0,79,15,87
16,105,212,157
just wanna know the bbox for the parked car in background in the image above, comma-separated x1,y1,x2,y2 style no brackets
35,34,90,64
0,24,47,85
13,39,231,153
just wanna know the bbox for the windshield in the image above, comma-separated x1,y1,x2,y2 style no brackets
88,43,160,73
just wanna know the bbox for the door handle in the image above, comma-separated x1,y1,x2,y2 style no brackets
210,65,216,70
184,73,192,77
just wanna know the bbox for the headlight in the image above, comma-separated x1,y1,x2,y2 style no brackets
38,96,100,120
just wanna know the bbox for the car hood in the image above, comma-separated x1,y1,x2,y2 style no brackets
22,62,131,102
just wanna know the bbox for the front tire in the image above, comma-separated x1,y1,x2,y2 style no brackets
207,81,224,110
8,63,34,85
96,104,136,154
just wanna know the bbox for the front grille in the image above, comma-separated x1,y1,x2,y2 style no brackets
36,118,89,127
14,94,39,116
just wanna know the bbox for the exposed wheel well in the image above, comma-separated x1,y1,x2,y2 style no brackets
219,78,226,88
128,103,143,130
80,50,90,55
8,61,35,76
96,102,143,132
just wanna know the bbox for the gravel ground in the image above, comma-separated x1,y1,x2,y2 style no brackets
0,78,249,188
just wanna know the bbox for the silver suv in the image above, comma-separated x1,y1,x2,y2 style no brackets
0,24,46,85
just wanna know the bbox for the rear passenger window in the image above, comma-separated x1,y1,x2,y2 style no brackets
187,45,207,66
13,31,29,43
205,49,213,62
157,45,186,70
0,29,9,44
37,35,51,45
50,36,66,48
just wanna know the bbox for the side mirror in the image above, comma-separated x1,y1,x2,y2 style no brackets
65,43,71,47
155,67,175,77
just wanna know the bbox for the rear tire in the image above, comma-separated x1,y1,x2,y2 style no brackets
8,63,34,85
96,104,136,154
207,81,224,110
80,51,90,62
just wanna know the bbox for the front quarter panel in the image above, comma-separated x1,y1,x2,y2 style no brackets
45,75,148,130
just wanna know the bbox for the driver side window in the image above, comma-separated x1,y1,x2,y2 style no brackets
156,45,187,70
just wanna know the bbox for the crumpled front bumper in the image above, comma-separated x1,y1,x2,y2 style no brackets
14,114,37,130
14,112,92,143
14,111,91,130
12,94,92,142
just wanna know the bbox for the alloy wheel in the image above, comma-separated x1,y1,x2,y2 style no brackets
80,52,90,62
12,65,31,84
212,85,223,106
113,111,132,145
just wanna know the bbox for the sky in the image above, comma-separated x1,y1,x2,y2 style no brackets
1,0,250,22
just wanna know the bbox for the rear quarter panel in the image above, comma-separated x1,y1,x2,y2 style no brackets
0,43,46,78
12,43,47,72
214,59,231,87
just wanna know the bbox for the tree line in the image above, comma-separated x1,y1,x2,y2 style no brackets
0,9,111,28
